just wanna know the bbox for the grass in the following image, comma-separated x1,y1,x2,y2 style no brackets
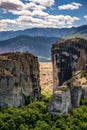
59,86,68,92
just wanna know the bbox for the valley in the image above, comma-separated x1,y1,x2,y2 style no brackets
40,62,53,96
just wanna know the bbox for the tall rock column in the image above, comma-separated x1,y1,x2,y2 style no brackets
52,38,87,91
0,52,40,107
48,38,87,114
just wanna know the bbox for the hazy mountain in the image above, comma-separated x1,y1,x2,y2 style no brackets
0,35,61,61
0,25,87,41
0,25,87,62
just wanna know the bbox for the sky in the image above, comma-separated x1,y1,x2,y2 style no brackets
0,0,87,31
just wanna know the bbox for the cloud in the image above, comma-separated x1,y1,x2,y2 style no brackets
32,10,49,17
9,10,32,15
0,12,80,31
46,15,79,27
58,2,82,10
0,0,24,11
0,0,47,15
0,19,17,31
0,0,80,31
11,14,80,29
0,0,54,12
84,15,87,20
29,0,55,7
25,2,46,11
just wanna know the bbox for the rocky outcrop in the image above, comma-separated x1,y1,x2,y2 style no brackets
47,86,72,114
52,38,87,91
48,38,87,114
0,52,40,107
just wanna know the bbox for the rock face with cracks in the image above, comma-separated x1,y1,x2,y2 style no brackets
0,52,40,107
48,38,87,114
47,86,72,114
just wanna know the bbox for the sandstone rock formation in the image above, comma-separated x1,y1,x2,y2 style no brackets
48,38,87,114
0,52,40,107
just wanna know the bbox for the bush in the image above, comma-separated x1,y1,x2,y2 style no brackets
35,120,51,130
59,86,68,92
24,95,32,105
81,71,87,79
80,97,87,105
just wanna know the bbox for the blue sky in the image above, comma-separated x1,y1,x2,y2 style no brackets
0,0,87,31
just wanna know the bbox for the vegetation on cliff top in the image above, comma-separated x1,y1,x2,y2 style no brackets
59,86,68,92
81,70,87,80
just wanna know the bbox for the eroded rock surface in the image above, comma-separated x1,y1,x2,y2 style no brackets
52,38,87,90
0,52,40,107
48,38,87,114
47,86,71,114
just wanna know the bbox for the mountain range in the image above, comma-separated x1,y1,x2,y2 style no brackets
0,24,87,61
0,36,61,61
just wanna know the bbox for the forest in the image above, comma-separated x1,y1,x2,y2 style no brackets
0,93,87,130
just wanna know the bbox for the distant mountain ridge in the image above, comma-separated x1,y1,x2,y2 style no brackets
0,35,61,61
0,25,87,62
0,25,87,41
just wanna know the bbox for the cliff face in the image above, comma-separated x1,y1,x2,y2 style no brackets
0,52,40,107
47,86,72,114
52,38,87,91
48,38,87,114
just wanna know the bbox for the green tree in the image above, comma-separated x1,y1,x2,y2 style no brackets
18,124,28,130
35,120,51,130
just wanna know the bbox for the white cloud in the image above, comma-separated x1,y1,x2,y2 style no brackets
46,15,79,27
0,0,47,15
29,0,55,7
0,0,80,31
32,10,49,17
0,0,54,12
0,19,17,31
9,10,32,15
0,13,80,31
58,2,82,10
84,15,87,20
26,2,46,11
0,19,17,24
